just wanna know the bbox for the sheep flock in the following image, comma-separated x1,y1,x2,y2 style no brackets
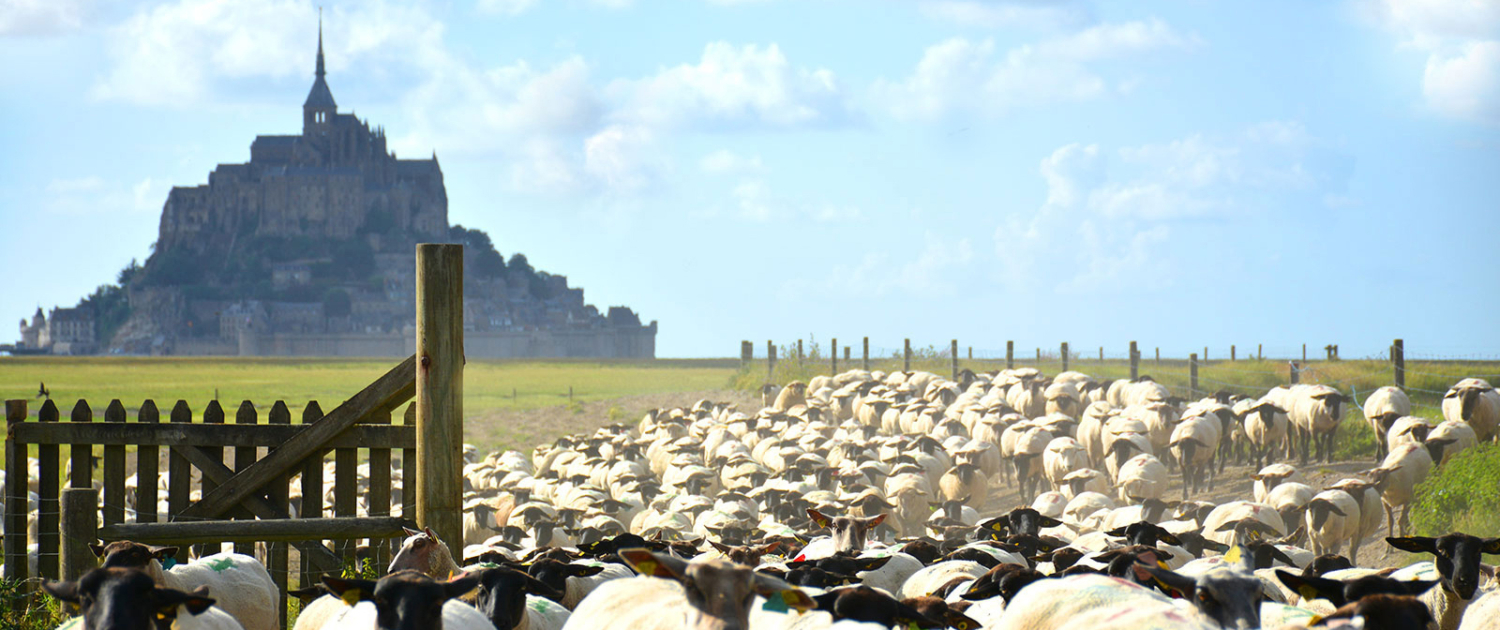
32,369,1500,630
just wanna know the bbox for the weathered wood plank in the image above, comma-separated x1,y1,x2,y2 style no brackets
69,400,93,490
38,399,61,579
267,401,291,630
416,244,464,552
200,401,225,509
233,401,257,555
400,403,416,519
136,401,160,524
103,400,126,527
10,422,415,449
167,400,191,565
3,400,27,580
98,517,413,545
367,408,392,570
334,435,357,563
61,488,98,582
177,355,415,521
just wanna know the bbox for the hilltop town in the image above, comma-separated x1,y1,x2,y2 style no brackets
11,26,655,359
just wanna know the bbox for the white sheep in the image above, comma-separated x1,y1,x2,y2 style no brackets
1363,386,1412,459
93,542,275,630
1304,489,1360,558
1442,378,1500,441
1042,437,1089,492
1289,384,1352,464
1115,453,1169,504
1169,415,1221,499
1237,398,1289,469
898,560,988,599
1367,442,1433,537
561,550,813,630
1387,416,1437,452
1427,419,1479,465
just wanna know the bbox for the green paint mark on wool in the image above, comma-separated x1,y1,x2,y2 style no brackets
206,558,235,572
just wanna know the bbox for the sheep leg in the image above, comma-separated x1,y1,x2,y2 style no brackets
1399,504,1411,538
1384,502,1395,538
1349,536,1360,563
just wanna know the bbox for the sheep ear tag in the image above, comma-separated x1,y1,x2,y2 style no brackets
161,557,178,570
761,591,790,613
1297,585,1320,601
341,588,363,607
781,590,814,613
1222,544,1242,566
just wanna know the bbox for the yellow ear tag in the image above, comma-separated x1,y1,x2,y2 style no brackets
781,590,815,613
635,559,658,576
1297,586,1319,601
1307,614,1324,625
341,589,362,606
1158,560,1170,570
1223,545,1242,565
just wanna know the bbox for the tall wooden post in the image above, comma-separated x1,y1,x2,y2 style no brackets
3,400,26,580
904,339,911,372
1060,342,1069,372
831,338,838,374
1006,341,1014,369
1189,354,1199,396
844,346,850,362
415,243,464,554
1290,361,1300,385
60,488,98,582
1155,347,1160,364
1257,344,1263,360
1036,348,1041,364
1204,346,1209,362
767,340,776,382
797,339,804,362
1099,347,1103,361
1129,341,1139,380
1393,338,1405,388
740,341,753,365
1231,345,1236,362
862,337,869,371
1302,344,1307,363
951,340,959,379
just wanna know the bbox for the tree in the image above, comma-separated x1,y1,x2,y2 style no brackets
507,253,534,276
322,288,352,319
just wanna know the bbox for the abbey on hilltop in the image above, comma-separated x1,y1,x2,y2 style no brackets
19,22,656,358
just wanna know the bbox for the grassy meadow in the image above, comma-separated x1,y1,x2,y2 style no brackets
0,356,741,466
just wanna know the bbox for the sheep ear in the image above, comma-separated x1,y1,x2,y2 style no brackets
862,514,888,529
444,575,480,600
523,575,564,601
619,548,686,581
858,557,892,572
709,541,732,554
1275,570,1340,602
1038,515,1064,528
1105,527,1128,537
572,565,606,577
1386,537,1437,554
89,543,106,558
750,575,815,612
760,541,783,555
1139,565,1195,598
806,509,831,529
1159,532,1182,546
1401,580,1439,596
947,610,983,630
961,579,1001,600
148,545,178,559
321,576,378,604
154,587,216,616
41,580,79,603
1482,538,1500,555
404,527,423,537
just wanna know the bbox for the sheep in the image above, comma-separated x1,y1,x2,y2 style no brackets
1304,489,1360,559
1325,478,1383,560
93,541,275,630
1169,415,1221,498
1458,589,1500,630
1289,384,1352,464
387,527,462,579
993,573,1215,630
319,570,494,630
937,463,988,509
1388,416,1438,453
806,509,885,555
43,567,245,630
1364,386,1413,460
1386,533,1500,630
897,560,988,599
1042,437,1089,493
1366,442,1434,537
1264,482,1314,538
1238,399,1289,470
1252,463,1298,504
1201,501,1288,546
1427,420,1479,465
1115,453,1170,504
467,566,573,630
774,382,809,412
1442,379,1499,441
561,548,813,630
525,558,634,610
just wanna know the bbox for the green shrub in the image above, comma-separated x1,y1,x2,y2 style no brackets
1,578,71,630
1412,442,1500,538
1333,412,1378,461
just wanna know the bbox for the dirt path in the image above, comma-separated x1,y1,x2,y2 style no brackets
465,389,761,453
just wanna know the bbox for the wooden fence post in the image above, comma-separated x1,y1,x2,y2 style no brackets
1036,348,1041,364
797,339,804,363
862,337,869,370
1006,341,1014,369
1155,347,1159,364
60,487,98,582
1060,342,1069,372
831,338,838,374
740,341,753,365
904,339,911,372
767,340,775,382
415,243,464,556
1290,361,1300,385
1099,347,1103,361
1258,344,1263,360
1204,346,1209,362
1189,354,1198,396
1302,344,1307,362
844,346,850,362
1393,339,1405,388
951,340,959,379
1129,341,1139,380
967,347,972,360
3,400,27,580
1231,345,1236,362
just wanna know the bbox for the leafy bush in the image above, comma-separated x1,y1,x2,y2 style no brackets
1412,442,1500,538
1333,413,1378,461
1,578,70,630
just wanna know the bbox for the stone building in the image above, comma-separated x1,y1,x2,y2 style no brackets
154,23,447,257
16,306,97,355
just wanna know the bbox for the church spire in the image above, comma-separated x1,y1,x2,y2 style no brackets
316,8,326,79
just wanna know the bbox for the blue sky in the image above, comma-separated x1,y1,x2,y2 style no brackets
1,0,1497,359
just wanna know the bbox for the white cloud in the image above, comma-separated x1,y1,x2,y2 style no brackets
917,1,1091,30
610,42,848,129
700,149,764,175
873,20,1193,119
0,0,87,36
1423,40,1500,123
1372,0,1500,123
733,180,773,221
997,123,1348,293
44,176,163,216
584,124,661,194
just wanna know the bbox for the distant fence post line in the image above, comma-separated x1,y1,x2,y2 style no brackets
1393,338,1405,388
1129,341,1139,380
1189,353,1198,396
415,243,464,559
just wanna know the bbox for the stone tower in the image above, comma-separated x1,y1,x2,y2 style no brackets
303,15,336,136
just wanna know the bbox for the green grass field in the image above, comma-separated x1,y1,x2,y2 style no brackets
0,356,741,465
